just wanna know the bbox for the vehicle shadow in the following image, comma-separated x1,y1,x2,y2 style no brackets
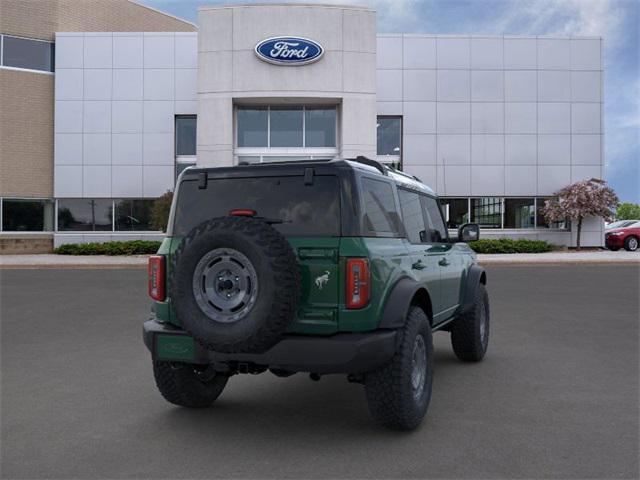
143,346,466,439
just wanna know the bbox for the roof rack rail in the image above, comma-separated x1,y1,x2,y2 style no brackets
386,164,421,182
352,156,387,175
238,158,332,166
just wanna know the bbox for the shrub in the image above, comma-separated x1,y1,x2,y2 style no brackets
54,240,162,256
468,238,554,254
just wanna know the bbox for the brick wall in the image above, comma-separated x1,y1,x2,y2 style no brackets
0,69,55,197
0,0,195,42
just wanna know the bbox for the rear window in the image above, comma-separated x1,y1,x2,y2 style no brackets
173,175,341,237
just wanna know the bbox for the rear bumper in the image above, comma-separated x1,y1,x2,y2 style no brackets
143,318,397,374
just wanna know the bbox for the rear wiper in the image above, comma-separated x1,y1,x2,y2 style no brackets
255,217,290,225
227,209,290,225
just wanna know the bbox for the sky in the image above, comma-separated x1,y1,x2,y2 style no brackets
140,0,639,203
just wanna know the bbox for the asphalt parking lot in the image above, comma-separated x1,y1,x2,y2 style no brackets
1,266,638,479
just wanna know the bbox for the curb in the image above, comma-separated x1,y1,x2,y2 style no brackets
478,260,640,266
1,257,638,269
0,264,147,269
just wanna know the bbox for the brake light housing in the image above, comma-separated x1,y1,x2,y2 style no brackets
229,209,256,217
346,258,370,309
148,255,166,301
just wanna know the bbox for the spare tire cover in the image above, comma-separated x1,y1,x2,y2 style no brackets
170,216,300,353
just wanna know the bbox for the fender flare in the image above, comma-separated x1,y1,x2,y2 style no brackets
378,277,432,329
460,265,487,314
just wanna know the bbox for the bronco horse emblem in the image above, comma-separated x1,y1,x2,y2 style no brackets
314,271,330,290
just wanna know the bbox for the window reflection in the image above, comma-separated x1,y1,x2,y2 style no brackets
377,117,402,156
471,198,502,229
504,198,535,228
57,199,111,231
3,199,54,231
114,199,154,231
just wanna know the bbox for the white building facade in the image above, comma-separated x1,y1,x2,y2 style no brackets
52,3,604,247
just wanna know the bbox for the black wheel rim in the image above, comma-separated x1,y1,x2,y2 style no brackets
192,247,259,323
411,335,427,401
479,300,489,348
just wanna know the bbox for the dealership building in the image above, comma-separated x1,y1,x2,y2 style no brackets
0,1,605,252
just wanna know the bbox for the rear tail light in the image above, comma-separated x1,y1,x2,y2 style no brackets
148,255,166,301
346,258,370,309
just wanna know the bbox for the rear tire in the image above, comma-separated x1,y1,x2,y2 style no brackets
153,361,228,408
624,236,638,252
364,306,433,430
450,283,490,362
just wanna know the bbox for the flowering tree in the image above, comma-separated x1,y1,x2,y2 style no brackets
543,178,619,250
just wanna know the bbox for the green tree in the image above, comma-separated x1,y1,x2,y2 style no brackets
151,190,174,232
616,202,640,220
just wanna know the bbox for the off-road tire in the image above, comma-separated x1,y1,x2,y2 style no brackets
153,361,228,408
364,306,433,431
170,216,300,353
450,283,489,362
624,236,638,252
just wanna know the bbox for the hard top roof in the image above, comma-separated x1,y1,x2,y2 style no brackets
182,157,436,196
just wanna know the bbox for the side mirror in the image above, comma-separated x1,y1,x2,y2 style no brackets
458,223,480,243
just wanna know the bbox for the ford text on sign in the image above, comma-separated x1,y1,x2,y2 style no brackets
255,37,324,66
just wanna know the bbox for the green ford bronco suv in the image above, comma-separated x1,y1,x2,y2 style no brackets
143,157,489,430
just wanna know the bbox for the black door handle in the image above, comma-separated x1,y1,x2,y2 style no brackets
439,258,450,267
412,260,426,270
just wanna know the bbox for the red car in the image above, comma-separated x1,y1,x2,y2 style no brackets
605,221,640,251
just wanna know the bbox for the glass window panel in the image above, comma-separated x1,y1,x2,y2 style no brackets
57,199,112,231
174,176,341,237
361,178,402,234
2,36,54,72
398,189,427,243
536,197,569,229
377,117,402,156
421,195,448,242
471,197,502,228
270,106,303,147
237,107,268,147
440,198,469,228
175,116,196,156
114,199,154,231
504,198,535,228
305,107,336,147
3,199,53,231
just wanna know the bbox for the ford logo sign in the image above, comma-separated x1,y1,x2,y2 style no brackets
255,37,324,66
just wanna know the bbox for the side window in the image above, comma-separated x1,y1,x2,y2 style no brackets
398,189,427,243
361,177,401,235
421,195,448,243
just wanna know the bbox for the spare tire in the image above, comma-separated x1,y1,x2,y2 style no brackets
170,216,300,353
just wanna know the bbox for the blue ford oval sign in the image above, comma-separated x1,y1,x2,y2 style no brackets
255,37,324,66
